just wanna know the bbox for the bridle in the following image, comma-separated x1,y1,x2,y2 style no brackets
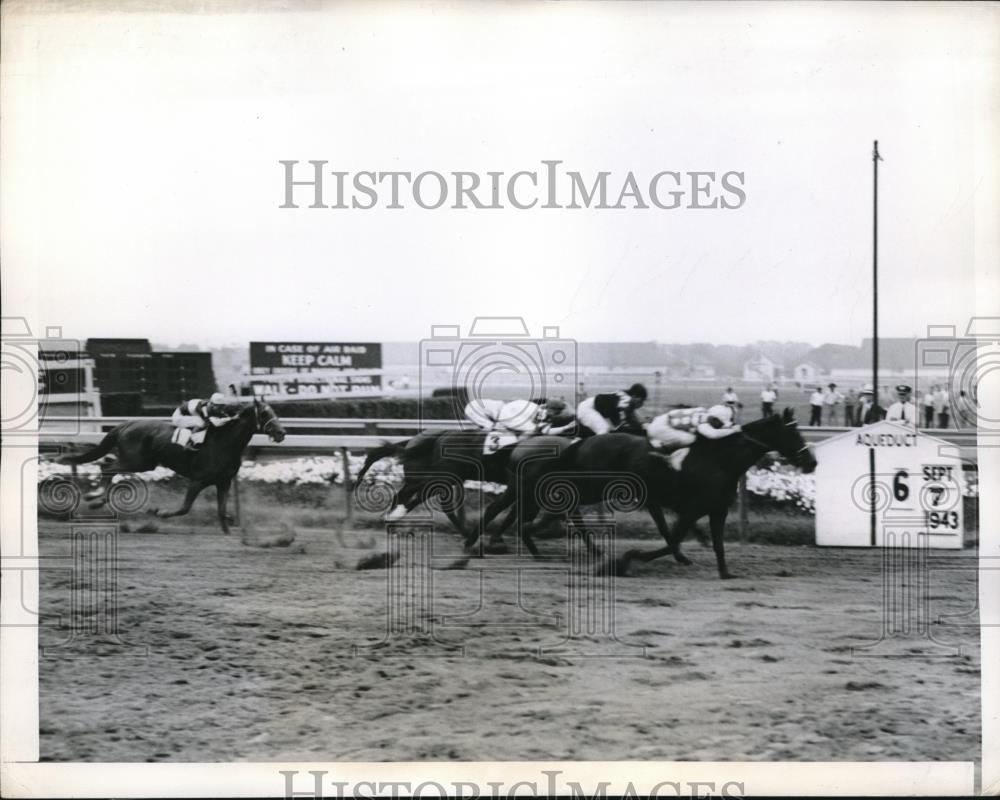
254,402,281,437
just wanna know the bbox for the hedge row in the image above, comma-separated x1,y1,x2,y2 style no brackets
120,396,467,421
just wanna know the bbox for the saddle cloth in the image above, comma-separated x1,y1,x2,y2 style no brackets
171,427,206,447
483,430,519,455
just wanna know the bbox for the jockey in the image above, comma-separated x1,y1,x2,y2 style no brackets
536,398,576,435
576,383,648,437
696,404,742,440
171,392,239,448
463,398,540,435
463,398,506,430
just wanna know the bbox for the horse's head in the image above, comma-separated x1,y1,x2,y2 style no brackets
253,397,286,443
747,408,816,473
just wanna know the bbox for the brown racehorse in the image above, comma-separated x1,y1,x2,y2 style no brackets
354,429,515,544
60,399,285,534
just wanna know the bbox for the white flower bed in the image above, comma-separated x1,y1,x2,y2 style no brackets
38,454,977,512
745,463,817,514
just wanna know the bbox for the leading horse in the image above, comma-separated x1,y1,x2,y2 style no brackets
60,398,286,535
480,408,816,579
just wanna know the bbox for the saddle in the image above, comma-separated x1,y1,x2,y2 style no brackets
171,427,207,449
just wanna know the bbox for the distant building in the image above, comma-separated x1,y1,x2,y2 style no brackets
84,338,217,408
792,361,821,384
743,354,782,383
687,361,717,379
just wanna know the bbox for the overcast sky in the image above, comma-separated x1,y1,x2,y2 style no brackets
4,1,997,348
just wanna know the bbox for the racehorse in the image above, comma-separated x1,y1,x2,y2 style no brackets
60,399,286,535
354,429,514,543
478,408,816,579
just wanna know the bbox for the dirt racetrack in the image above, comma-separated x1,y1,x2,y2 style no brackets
38,518,980,763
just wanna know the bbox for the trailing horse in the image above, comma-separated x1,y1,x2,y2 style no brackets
481,408,816,579
60,399,286,535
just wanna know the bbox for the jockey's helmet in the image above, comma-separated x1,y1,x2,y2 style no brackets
626,383,648,401
209,392,227,405
545,398,567,414
707,404,734,427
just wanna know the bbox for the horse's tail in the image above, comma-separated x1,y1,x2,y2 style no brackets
60,428,120,465
354,440,407,484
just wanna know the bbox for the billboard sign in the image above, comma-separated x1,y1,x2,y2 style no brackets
249,341,382,372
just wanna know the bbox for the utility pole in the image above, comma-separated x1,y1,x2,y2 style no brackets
872,140,883,416
870,140,883,547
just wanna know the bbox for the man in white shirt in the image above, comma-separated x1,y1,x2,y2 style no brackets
886,385,918,426
822,383,843,425
760,384,778,418
809,387,824,426
722,387,741,422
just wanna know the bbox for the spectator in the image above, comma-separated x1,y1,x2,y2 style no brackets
857,384,884,425
722,386,741,422
922,386,936,428
760,384,778,418
823,383,843,425
843,388,858,427
809,386,824,426
886,385,917,425
934,385,950,429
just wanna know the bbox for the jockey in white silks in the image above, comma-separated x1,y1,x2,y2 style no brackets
171,392,240,449
647,404,742,469
464,398,544,453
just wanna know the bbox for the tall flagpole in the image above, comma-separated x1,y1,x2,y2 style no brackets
873,140,882,416
870,140,883,547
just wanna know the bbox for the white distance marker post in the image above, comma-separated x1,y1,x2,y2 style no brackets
814,420,964,549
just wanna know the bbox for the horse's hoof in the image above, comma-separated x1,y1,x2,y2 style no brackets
676,554,694,566
596,555,632,577
484,541,510,555
720,572,738,580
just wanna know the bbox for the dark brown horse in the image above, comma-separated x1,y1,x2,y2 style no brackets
60,399,285,534
480,408,817,579
354,429,515,543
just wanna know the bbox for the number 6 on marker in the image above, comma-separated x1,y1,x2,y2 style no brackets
893,470,909,502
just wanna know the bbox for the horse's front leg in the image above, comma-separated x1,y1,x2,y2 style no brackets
155,481,206,519
443,490,468,542
216,480,233,535
466,486,515,554
709,506,735,579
